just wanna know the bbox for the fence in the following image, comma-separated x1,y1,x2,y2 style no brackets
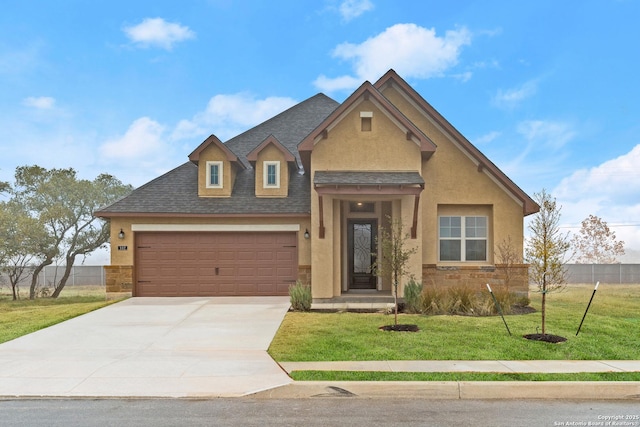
564,264,640,284
0,265,105,288
2,264,638,289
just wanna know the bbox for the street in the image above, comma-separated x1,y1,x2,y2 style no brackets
0,398,638,427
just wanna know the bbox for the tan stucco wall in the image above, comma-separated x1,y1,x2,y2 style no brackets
380,86,525,266
196,144,236,197
254,144,289,197
309,99,424,298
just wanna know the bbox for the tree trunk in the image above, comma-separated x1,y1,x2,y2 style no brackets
29,262,50,299
541,291,546,335
393,272,398,326
50,260,74,298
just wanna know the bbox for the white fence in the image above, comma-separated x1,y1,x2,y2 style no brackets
0,265,105,288
564,264,640,284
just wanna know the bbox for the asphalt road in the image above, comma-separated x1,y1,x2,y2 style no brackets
0,398,638,427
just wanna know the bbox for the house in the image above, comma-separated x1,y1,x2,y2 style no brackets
96,70,538,299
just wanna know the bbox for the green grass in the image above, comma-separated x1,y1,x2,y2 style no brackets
290,371,640,382
0,286,120,344
269,284,640,362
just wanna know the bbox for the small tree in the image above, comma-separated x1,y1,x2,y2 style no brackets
571,214,625,264
525,189,570,336
374,216,417,326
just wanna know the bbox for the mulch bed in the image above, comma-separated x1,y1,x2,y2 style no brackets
379,324,420,332
523,333,567,343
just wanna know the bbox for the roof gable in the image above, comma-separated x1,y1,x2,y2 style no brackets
298,81,437,173
188,134,245,169
374,69,539,216
246,134,297,167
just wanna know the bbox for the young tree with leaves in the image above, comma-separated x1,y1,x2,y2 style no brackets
8,166,132,299
571,214,625,263
525,189,570,336
374,216,417,326
0,200,52,300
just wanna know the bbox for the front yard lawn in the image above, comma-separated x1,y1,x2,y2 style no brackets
268,284,640,369
0,288,118,344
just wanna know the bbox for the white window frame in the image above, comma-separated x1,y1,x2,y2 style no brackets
438,215,488,262
263,161,280,188
206,161,223,188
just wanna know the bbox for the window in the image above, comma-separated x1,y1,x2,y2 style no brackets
263,161,280,188
439,216,487,261
206,161,223,188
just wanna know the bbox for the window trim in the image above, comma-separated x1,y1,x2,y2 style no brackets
206,161,223,188
438,215,488,262
263,161,280,189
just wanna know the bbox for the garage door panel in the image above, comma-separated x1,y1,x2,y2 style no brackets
135,231,297,296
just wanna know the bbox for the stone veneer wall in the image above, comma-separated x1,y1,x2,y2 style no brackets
422,264,529,296
104,265,133,299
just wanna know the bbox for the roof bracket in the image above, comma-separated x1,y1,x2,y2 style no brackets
322,129,328,139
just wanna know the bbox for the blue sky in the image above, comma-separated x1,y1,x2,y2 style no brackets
1,0,639,261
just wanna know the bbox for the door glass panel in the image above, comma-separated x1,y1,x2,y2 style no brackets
353,224,372,273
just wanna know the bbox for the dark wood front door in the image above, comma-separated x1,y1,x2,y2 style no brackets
347,219,377,290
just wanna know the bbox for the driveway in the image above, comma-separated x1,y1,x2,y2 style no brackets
0,297,292,398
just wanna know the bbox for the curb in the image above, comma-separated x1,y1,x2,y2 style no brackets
252,381,640,400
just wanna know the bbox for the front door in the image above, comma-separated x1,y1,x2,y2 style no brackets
347,219,377,290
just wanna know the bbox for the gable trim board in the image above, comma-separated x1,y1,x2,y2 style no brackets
97,69,538,299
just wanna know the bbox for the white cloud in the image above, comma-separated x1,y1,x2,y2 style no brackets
315,23,471,92
172,93,297,142
123,18,195,50
516,120,576,150
494,80,537,108
100,117,166,160
552,144,640,253
22,96,55,109
473,131,501,146
339,0,374,21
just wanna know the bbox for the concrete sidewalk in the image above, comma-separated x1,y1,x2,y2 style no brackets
280,360,640,374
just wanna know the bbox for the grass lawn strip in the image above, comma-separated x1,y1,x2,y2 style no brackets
290,371,640,382
0,288,119,344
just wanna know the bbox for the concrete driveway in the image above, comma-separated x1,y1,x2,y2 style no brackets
0,297,292,398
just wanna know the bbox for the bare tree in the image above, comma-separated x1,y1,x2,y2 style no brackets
525,189,570,336
374,216,417,326
495,235,523,291
571,214,625,263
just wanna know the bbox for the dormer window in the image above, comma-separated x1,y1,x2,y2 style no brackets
206,161,223,188
264,161,280,188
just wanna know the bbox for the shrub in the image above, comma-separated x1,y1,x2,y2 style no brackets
418,285,527,316
289,280,312,312
419,286,447,315
403,279,423,313
448,285,475,315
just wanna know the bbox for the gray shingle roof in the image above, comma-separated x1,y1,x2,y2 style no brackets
97,93,339,217
314,171,425,186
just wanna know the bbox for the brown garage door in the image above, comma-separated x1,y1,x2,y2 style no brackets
135,232,298,296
